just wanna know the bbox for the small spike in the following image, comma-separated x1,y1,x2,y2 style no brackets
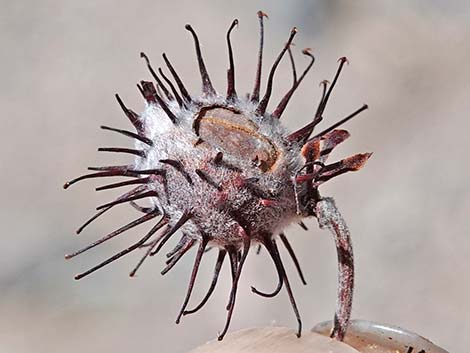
63,169,139,189
161,238,196,276
315,57,349,121
251,238,283,298
100,125,153,146
307,79,329,134
131,168,167,176
153,90,179,124
213,151,224,164
65,212,158,260
185,24,216,96
158,67,183,107
96,190,157,210
315,153,372,184
87,167,163,175
160,159,193,184
140,52,173,101
87,165,130,172
203,246,214,254
270,239,302,337
298,221,308,230
155,82,164,98
227,247,238,279
184,250,226,315
74,187,144,234
251,11,268,103
76,208,109,235
95,177,150,192
279,233,307,285
175,236,209,324
312,79,329,127
218,226,250,341
115,94,143,133
128,217,169,277
255,27,297,116
319,79,329,104
166,235,190,258
74,216,167,280
150,211,192,256
286,78,331,144
136,83,145,99
309,104,368,141
98,147,146,158
272,48,315,119
162,53,192,103
195,169,222,191
226,19,238,101
287,45,298,84
211,152,241,172
129,241,159,277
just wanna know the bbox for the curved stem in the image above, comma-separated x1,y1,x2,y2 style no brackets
316,197,354,341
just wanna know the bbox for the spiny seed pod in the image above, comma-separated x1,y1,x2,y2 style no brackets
64,11,371,341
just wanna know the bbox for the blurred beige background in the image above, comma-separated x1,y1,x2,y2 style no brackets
1,1,468,352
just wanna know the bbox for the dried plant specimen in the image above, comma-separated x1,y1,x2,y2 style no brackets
64,11,370,341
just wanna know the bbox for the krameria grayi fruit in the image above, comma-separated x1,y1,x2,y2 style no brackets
64,11,371,341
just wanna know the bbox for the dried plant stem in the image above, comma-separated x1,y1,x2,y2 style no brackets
316,197,354,341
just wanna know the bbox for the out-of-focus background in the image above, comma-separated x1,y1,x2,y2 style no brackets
1,1,468,352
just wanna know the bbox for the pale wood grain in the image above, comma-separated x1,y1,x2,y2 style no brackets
189,327,360,353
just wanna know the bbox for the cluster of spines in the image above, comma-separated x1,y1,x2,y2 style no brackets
64,11,370,340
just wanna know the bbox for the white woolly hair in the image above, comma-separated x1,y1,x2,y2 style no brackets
133,94,304,247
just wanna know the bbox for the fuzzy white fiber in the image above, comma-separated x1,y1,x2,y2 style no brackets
133,94,305,248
